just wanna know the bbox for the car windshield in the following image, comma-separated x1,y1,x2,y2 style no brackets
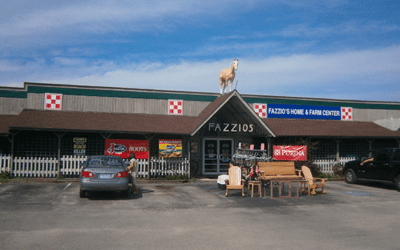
87,157,123,167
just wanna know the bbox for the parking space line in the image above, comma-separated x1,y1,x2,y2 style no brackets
62,183,72,192
341,191,377,196
213,190,225,194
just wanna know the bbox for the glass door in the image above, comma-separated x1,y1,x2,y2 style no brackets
203,138,233,175
219,139,233,173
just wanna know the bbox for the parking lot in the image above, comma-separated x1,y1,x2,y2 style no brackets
0,179,399,250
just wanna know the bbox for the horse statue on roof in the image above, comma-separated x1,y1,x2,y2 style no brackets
219,59,238,94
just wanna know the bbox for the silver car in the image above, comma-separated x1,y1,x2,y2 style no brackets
80,155,130,198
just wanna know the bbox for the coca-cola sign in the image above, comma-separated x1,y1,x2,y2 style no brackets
273,145,307,161
105,139,149,159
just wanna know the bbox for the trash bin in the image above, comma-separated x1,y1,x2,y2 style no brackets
217,175,229,190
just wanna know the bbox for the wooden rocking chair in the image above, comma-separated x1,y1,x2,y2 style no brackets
225,164,245,197
301,166,326,195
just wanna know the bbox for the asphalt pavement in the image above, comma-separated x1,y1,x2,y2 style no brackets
0,179,399,250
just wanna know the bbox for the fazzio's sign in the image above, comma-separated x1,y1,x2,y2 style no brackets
208,123,254,133
273,145,307,161
105,139,149,159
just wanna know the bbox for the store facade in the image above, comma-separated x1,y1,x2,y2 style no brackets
1,82,400,176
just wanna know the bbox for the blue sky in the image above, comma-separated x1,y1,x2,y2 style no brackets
1,0,399,101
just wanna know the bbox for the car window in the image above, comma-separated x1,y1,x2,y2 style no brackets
392,150,400,161
373,150,391,162
87,157,123,167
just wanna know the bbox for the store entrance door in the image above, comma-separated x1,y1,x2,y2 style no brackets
203,138,233,175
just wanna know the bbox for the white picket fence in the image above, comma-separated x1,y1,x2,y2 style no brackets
0,155,189,178
0,155,12,176
313,157,356,174
0,154,352,177
149,157,190,177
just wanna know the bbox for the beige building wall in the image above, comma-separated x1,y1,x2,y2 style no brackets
22,93,210,116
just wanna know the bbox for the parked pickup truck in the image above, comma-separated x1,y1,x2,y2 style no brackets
342,148,400,191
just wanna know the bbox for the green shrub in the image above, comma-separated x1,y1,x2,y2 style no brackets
317,172,331,178
332,164,343,177
0,171,10,179
165,174,189,181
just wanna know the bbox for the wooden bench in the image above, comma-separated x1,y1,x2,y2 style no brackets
257,161,302,178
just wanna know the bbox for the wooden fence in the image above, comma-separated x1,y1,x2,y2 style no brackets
0,155,190,178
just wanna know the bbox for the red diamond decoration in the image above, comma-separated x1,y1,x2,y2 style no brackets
168,99,183,115
44,93,62,110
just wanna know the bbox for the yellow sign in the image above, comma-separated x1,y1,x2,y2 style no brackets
159,139,182,158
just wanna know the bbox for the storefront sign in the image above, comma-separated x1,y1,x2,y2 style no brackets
266,104,352,120
208,123,254,133
73,137,86,155
159,139,182,158
105,139,149,159
273,145,307,161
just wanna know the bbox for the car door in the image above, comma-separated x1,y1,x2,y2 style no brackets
363,149,392,180
389,149,400,181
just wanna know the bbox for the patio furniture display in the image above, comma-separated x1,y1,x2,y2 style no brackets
231,144,271,184
232,146,270,168
257,161,303,199
247,180,262,198
259,176,303,199
300,166,327,195
225,164,245,197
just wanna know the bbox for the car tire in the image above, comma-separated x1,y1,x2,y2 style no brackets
395,175,400,192
122,188,129,197
345,169,357,184
79,189,86,198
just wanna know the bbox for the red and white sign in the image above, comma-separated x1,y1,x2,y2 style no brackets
105,139,149,159
168,99,183,115
273,145,307,161
341,107,353,121
254,103,267,118
44,93,62,110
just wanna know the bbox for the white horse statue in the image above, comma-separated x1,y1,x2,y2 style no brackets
219,59,238,94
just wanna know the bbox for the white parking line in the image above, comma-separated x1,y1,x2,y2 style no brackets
62,183,72,192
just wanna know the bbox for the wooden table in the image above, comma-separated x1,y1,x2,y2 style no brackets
259,176,303,199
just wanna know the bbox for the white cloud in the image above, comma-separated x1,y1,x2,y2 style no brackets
277,21,400,38
19,45,396,101
0,1,237,39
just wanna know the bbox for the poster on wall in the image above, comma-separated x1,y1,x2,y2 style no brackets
159,139,182,158
191,142,198,153
105,139,149,159
273,145,307,161
73,137,86,155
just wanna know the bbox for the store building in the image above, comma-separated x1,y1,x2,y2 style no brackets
1,82,400,176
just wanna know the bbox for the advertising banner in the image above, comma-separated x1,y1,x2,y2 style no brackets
266,104,343,120
105,139,149,159
159,139,182,158
273,145,307,161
